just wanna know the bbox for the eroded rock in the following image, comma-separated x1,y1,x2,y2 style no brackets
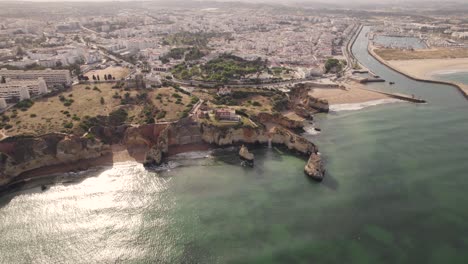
304,153,325,181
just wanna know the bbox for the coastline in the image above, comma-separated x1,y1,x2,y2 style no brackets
367,44,468,100
0,119,325,191
308,84,394,105
2,145,146,189
329,98,403,112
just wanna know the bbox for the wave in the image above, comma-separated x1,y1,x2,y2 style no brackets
151,161,181,171
169,151,213,160
329,99,402,112
303,125,321,136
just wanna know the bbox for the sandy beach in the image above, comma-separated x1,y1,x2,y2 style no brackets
388,58,468,79
308,84,393,105
8,143,214,187
387,59,468,97
13,145,147,182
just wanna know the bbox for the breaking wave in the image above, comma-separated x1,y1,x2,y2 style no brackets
329,99,402,112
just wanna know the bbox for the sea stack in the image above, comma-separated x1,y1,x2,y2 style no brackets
304,153,325,182
144,145,163,166
239,145,254,165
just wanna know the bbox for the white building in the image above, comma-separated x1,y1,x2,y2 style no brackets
0,68,71,87
0,78,48,101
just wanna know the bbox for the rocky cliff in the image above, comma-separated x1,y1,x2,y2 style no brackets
290,84,330,113
304,153,325,181
255,113,305,129
0,116,325,187
239,145,254,161
200,123,317,155
0,133,111,187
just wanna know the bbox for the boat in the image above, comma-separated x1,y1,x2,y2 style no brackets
389,81,395,85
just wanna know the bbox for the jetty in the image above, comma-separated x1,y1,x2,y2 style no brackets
358,87,426,103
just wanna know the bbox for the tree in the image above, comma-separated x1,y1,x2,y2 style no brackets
108,74,112,80
325,58,342,73
97,75,100,81
100,97,105,105
92,75,96,81
104,75,108,81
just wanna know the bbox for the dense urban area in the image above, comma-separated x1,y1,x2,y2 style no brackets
0,0,468,180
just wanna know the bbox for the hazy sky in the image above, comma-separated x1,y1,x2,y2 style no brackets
0,0,466,4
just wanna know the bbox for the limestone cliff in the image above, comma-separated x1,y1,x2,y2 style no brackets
200,124,317,155
143,124,170,166
290,84,330,113
0,116,325,187
239,145,254,161
255,113,305,129
304,153,325,181
0,133,111,186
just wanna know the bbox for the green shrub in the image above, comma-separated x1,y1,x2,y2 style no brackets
63,122,73,129
156,111,166,119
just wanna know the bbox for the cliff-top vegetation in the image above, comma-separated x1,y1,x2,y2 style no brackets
171,54,268,83
0,83,195,138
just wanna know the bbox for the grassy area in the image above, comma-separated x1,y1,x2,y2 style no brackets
199,112,254,128
162,32,226,47
375,48,468,60
150,87,195,121
202,88,277,116
171,54,267,83
160,47,205,63
0,83,130,136
0,83,194,136
84,66,130,80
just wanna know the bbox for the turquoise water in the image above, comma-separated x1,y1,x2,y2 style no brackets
0,26,468,263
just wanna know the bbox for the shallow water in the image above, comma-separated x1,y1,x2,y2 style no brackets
0,26,468,264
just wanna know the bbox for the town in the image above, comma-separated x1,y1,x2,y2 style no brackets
0,1,467,137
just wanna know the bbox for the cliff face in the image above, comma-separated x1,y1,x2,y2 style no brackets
304,153,325,181
0,116,325,187
0,133,111,186
200,124,317,155
256,113,305,129
290,84,330,113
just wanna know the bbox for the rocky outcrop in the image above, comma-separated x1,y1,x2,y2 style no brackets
307,97,330,113
0,115,326,188
239,145,254,162
0,133,111,186
256,113,305,129
290,84,330,114
142,124,170,166
144,146,163,165
200,123,317,155
304,153,325,181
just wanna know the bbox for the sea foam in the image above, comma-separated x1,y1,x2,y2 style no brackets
329,99,402,112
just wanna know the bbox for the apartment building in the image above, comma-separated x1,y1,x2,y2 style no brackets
0,78,48,102
0,68,71,87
